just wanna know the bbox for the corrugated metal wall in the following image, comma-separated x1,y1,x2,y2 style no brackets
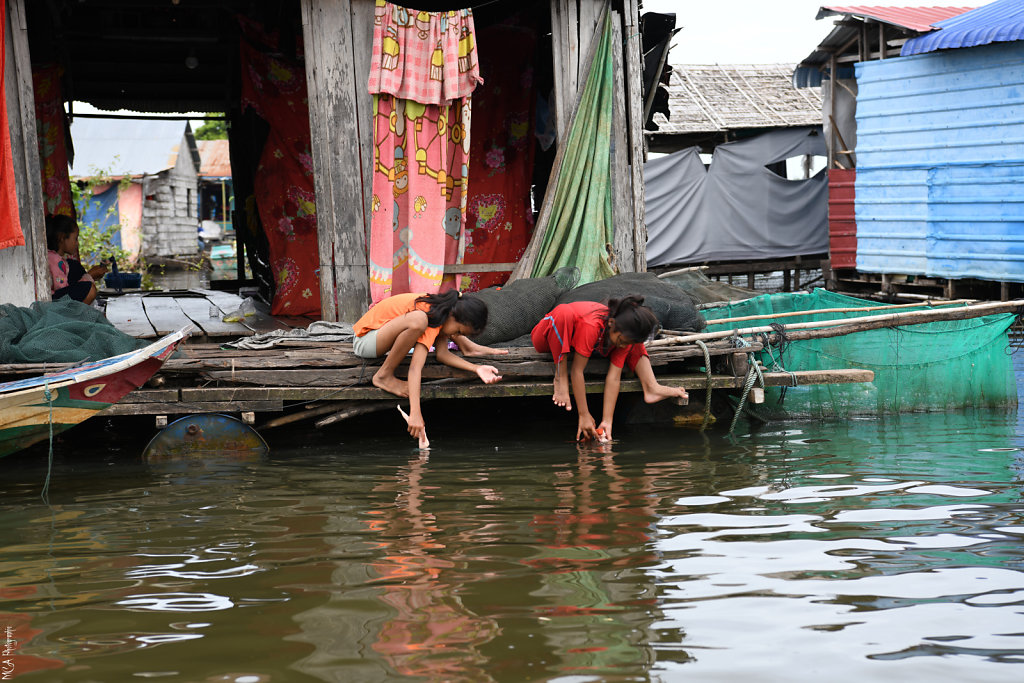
828,169,857,269
855,41,1024,281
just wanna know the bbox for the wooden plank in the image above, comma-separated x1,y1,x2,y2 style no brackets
609,11,634,274
1,0,47,305
175,296,253,337
301,0,370,322
578,0,600,85
120,389,181,403
179,368,872,403
100,400,284,416
549,0,568,138
442,262,516,274
141,296,193,335
105,295,159,338
622,0,647,271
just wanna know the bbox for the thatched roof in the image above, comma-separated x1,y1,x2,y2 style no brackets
649,64,823,139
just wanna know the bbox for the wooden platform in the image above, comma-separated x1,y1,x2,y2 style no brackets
102,289,291,340
80,339,873,429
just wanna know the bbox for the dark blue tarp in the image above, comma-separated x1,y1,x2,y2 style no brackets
902,0,1024,56
79,184,121,248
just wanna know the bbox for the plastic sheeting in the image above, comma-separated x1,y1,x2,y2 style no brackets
529,13,615,285
644,127,829,268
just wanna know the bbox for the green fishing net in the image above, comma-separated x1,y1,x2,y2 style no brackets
0,298,143,364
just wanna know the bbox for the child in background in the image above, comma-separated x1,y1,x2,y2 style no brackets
45,214,107,304
352,291,507,442
532,294,688,442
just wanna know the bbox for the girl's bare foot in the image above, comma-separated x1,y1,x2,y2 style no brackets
373,372,409,397
552,375,572,410
644,383,688,404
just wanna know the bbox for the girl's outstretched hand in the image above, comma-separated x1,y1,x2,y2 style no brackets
596,420,612,443
476,365,503,384
577,413,598,442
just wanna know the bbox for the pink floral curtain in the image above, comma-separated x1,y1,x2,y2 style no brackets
367,0,482,303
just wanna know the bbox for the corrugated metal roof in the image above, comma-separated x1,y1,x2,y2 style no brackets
197,139,231,178
817,5,975,32
795,5,974,86
69,118,197,178
902,0,1024,55
650,64,823,136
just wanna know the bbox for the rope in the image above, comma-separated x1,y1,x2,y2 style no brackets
728,351,766,437
695,340,713,430
41,382,54,505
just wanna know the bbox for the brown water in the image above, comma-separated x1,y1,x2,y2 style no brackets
2,392,1024,681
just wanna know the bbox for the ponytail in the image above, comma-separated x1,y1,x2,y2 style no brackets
416,290,489,333
606,294,659,343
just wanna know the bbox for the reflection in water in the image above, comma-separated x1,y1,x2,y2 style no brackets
0,406,1022,681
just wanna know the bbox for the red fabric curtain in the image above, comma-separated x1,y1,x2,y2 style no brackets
239,18,320,316
0,0,25,250
460,24,537,291
32,65,74,218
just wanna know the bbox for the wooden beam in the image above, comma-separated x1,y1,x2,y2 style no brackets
301,0,371,322
623,0,647,271
609,10,634,274
442,262,516,274
1,0,48,305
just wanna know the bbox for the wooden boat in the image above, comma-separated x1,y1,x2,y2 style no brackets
0,328,190,457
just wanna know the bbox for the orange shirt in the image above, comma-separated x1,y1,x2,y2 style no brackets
353,293,441,350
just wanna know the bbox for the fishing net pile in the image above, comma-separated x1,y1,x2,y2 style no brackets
555,272,707,333
469,270,707,346
0,298,143,364
468,267,580,346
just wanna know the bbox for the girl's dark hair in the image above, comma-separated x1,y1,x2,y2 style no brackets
45,214,78,252
416,290,488,333
606,294,659,343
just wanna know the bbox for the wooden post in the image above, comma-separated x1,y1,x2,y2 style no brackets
301,0,372,322
609,11,634,273
827,55,837,172
1,0,47,305
622,0,647,271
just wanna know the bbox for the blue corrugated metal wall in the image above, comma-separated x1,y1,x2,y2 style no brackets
855,41,1024,281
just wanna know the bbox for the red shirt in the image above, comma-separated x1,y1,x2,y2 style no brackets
532,301,648,369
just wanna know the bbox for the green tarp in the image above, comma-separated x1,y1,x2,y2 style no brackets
530,13,615,285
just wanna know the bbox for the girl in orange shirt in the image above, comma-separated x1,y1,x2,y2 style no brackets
353,290,506,441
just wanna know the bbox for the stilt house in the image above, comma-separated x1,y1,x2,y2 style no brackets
0,0,649,318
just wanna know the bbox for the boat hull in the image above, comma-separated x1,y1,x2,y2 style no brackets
0,331,187,457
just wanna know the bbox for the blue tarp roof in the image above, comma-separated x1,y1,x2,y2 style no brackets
69,118,198,178
901,0,1024,56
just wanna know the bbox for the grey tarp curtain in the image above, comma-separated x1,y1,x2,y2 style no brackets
644,127,828,267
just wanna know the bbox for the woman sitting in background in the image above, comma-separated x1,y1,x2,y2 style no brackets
46,214,107,304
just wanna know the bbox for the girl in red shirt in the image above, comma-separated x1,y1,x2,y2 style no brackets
531,295,688,441
353,290,506,442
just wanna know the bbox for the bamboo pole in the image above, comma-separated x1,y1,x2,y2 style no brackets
694,299,977,328
649,300,1024,348
315,401,394,428
260,401,360,429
